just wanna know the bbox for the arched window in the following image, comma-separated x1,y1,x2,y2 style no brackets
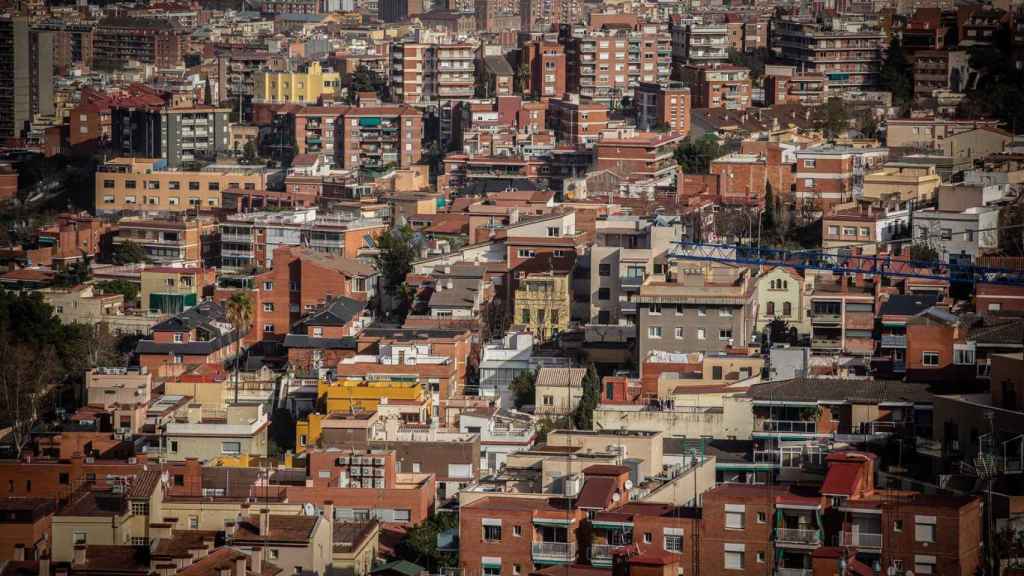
783,302,792,317
767,302,775,316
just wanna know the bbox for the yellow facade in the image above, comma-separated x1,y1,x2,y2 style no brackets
861,163,941,203
514,272,572,342
254,62,341,104
318,377,424,413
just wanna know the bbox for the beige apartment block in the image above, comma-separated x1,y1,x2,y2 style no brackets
862,162,941,204
546,429,664,481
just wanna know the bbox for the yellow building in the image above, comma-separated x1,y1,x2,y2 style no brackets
862,162,941,204
514,270,572,342
141,267,210,314
254,61,341,104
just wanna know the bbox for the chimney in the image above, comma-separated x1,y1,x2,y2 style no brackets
323,500,335,524
73,545,86,566
233,556,246,576
14,544,24,561
249,548,263,574
259,508,271,536
39,554,50,576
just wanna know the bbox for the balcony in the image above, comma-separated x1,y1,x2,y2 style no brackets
810,312,841,324
775,528,820,546
589,544,622,566
620,301,638,314
841,531,882,549
763,420,817,434
532,542,576,563
811,338,842,350
776,569,812,576
880,334,907,348
620,276,643,290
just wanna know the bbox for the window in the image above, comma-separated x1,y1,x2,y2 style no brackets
719,308,733,317
697,328,706,340
542,395,554,406
915,516,936,542
125,180,137,189
675,327,684,339
719,329,733,341
598,288,610,300
132,501,150,516
484,568,500,576
922,352,940,366
547,227,560,237
664,528,683,552
756,551,765,563
643,533,652,544
103,179,115,188
269,549,279,560
860,227,870,237
513,565,521,576
804,178,815,189
783,302,792,316
73,532,87,545
263,281,273,291
914,556,936,575
894,519,903,532
517,249,536,258
803,158,816,168
649,303,662,315
263,303,275,312
756,512,766,523
208,181,220,191
171,442,179,454
725,506,744,529
712,366,723,380
828,225,839,236
59,473,69,485
648,326,662,339
521,309,530,323
940,228,952,240
954,345,975,365
513,525,522,537
189,181,200,190
313,327,323,337
697,308,706,317
222,441,242,454
264,324,274,333
599,263,611,276
724,550,744,570
483,524,502,542
766,302,775,316
189,516,199,529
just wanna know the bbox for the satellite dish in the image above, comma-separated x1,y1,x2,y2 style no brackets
624,480,634,490
611,492,621,502
303,502,317,516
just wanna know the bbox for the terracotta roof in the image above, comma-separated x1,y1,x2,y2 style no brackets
128,469,162,499
575,476,617,509
233,515,319,544
535,367,587,389
821,462,864,496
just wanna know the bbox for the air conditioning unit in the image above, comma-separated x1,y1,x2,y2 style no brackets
336,457,349,466
350,480,361,488
373,457,385,466
374,478,385,488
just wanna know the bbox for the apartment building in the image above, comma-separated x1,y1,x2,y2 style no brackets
547,97,609,145
114,217,214,265
42,285,125,326
252,246,375,339
885,117,1003,151
140,266,217,314
861,162,941,204
912,205,1000,262
336,105,423,172
634,82,690,135
808,273,876,356
681,22,731,65
595,131,684,181
96,158,272,216
253,61,341,104
520,0,581,33
162,403,270,462
514,265,573,343
0,17,55,141
92,16,186,70
754,267,808,336
293,106,342,156
680,64,752,111
913,50,970,98
135,300,242,371
390,42,428,104
793,146,889,210
763,65,828,106
219,209,386,273
567,24,672,104
638,262,756,360
772,17,885,93
523,39,567,99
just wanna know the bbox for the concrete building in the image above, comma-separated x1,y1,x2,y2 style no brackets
912,205,1000,263
254,61,341,104
638,262,756,360
680,64,752,110
513,266,572,343
772,17,885,93
885,117,1003,151
162,403,270,462
634,82,690,135
861,162,941,204
566,25,672,105
808,273,876,356
754,267,809,336
793,145,889,211
520,0,580,32
763,65,827,106
0,17,54,141
92,16,186,70
534,367,587,417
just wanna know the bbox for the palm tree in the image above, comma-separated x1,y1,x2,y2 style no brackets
225,291,254,405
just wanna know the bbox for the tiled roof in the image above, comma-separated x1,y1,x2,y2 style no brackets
535,367,587,389
233,515,319,544
128,469,162,499
575,476,617,509
820,461,863,496
747,378,935,404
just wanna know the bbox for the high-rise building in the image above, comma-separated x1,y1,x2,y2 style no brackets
520,0,580,33
523,37,566,99
680,63,752,110
378,0,424,22
0,16,55,141
634,81,690,135
565,24,671,104
111,97,232,167
336,105,423,172
92,16,186,70
771,16,885,94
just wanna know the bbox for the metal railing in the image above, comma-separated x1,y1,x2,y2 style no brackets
532,542,576,561
589,544,622,563
775,528,820,545
776,569,813,576
880,334,907,348
763,420,817,433
841,531,882,548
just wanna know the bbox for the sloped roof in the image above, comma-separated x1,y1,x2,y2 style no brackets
535,367,587,389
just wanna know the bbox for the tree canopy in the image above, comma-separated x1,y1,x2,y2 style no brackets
571,364,600,430
394,511,458,571
674,135,723,174
879,39,913,111
96,279,139,303
510,369,536,410
373,225,420,320
111,241,151,265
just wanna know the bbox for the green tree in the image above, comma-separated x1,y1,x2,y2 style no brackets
535,415,572,444
395,511,459,571
225,291,254,404
960,24,1024,133
111,241,151,265
674,135,722,174
812,98,850,139
344,65,387,104
762,181,778,244
54,253,93,287
96,279,139,304
879,40,913,110
373,225,420,320
243,140,258,163
510,369,536,410
572,364,599,430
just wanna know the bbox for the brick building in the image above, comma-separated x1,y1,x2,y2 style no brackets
93,16,186,70
594,132,684,181
336,105,423,172
680,64,752,110
634,82,690,135
523,38,567,99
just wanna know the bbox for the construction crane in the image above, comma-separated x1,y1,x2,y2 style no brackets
668,241,1024,286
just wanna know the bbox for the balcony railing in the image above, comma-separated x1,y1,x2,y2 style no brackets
841,531,882,548
776,569,813,576
589,544,623,564
775,528,820,546
811,338,842,349
811,312,842,323
532,542,576,562
763,420,817,433
880,334,907,348
620,277,644,289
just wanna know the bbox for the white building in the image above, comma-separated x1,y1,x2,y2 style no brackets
913,206,1000,262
